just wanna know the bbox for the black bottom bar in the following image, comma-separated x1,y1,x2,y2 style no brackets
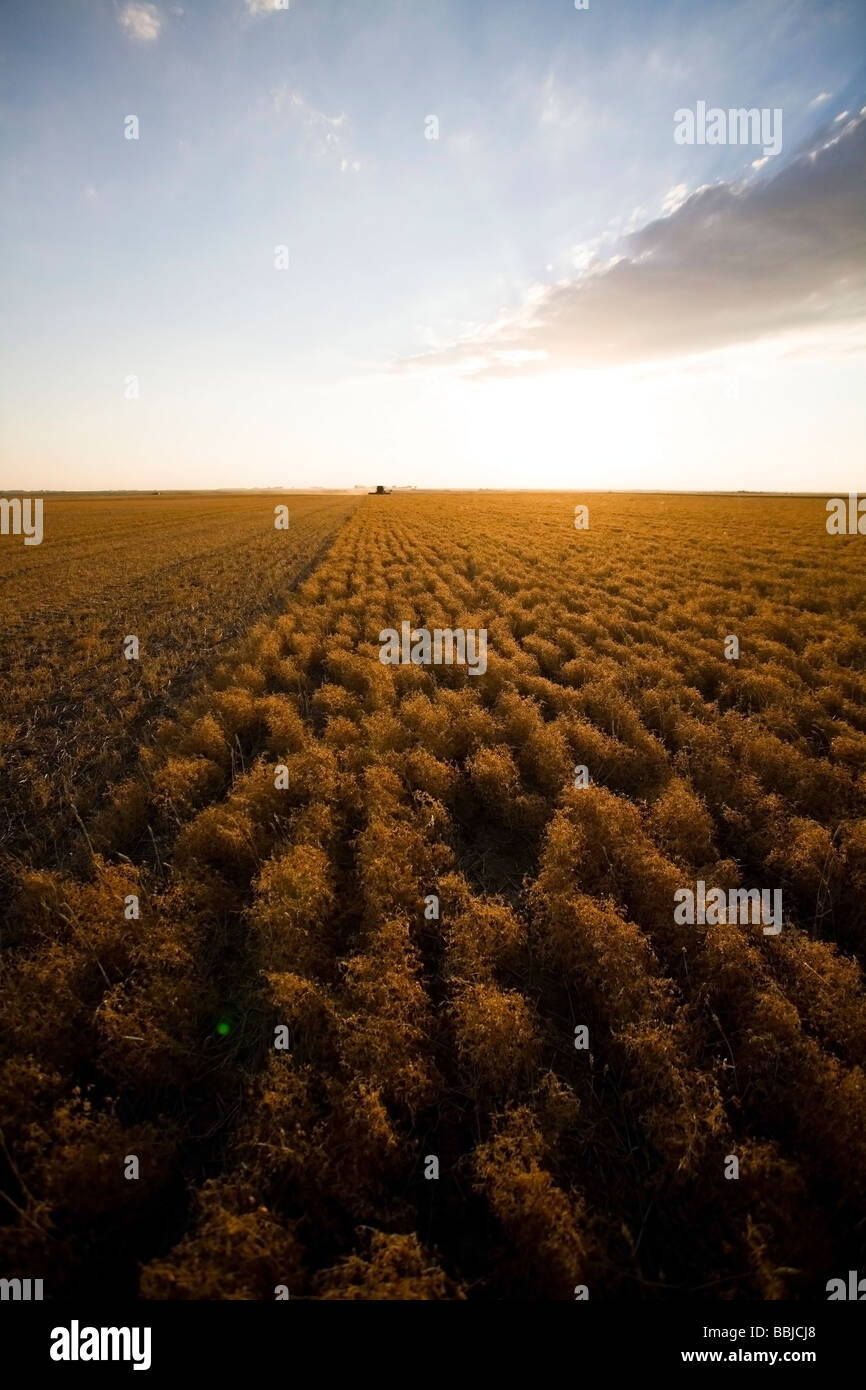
2,1301,860,1378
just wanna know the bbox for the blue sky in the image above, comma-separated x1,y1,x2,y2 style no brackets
1,0,864,489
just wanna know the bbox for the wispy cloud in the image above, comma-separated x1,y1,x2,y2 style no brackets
808,91,832,109
245,0,289,14
398,105,866,377
539,72,582,129
118,2,162,42
271,87,359,168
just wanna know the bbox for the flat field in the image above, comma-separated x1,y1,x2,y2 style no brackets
1,491,865,1299
0,493,357,860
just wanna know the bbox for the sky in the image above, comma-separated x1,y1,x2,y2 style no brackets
1,0,864,491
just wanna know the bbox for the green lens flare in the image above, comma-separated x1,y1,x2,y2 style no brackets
217,1021,231,1037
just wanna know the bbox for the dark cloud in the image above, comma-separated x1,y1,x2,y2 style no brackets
401,106,866,376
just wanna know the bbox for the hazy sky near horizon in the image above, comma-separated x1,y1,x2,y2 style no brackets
1,0,865,491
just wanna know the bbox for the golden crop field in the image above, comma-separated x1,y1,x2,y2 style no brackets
1,490,865,1300
0,494,357,861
